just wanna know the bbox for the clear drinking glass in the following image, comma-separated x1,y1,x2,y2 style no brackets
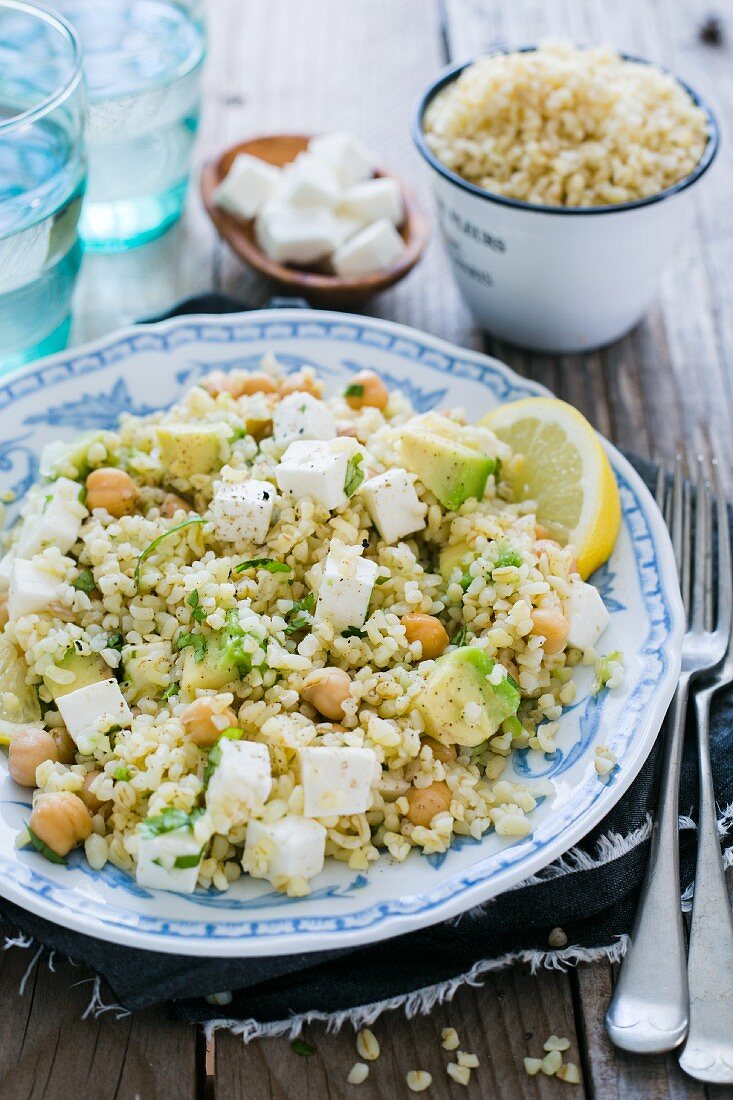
54,0,206,252
0,1,86,371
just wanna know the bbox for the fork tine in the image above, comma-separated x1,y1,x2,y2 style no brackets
655,465,666,515
692,457,710,633
671,457,689,618
711,459,733,643
682,477,692,618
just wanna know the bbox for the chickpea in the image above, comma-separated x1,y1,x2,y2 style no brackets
160,492,193,519
52,726,77,765
29,791,92,857
530,607,569,655
237,372,279,396
86,467,138,517
78,769,105,814
301,668,352,721
406,781,452,828
344,370,388,411
401,614,449,660
0,591,8,631
279,370,323,398
421,736,457,764
181,698,238,747
8,727,58,787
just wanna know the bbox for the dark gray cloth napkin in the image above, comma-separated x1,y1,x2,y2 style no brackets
1,295,730,1026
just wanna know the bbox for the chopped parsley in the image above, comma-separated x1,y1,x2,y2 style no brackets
285,592,314,634
234,557,291,575
344,383,364,398
175,631,207,663
187,589,206,623
135,517,205,591
162,683,178,701
107,632,123,651
27,823,66,864
173,851,204,869
375,575,389,585
139,807,200,839
341,626,366,639
114,766,132,781
450,624,467,647
71,568,95,594
344,452,364,496
291,1039,316,1057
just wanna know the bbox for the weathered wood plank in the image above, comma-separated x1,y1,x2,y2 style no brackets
215,968,585,1099
0,932,198,1100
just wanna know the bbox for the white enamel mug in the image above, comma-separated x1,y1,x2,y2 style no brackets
413,54,719,354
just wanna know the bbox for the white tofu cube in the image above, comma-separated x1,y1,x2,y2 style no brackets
273,391,337,447
339,177,404,227
309,131,377,187
299,745,379,816
255,202,343,265
57,679,133,755
564,580,610,651
213,152,281,219
360,468,426,544
212,478,275,544
280,152,341,207
8,558,63,619
244,815,326,886
16,477,87,560
206,739,272,831
332,218,405,278
0,549,14,592
315,538,378,631
136,824,203,894
276,438,364,512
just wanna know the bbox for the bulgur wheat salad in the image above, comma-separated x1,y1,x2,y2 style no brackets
0,359,619,897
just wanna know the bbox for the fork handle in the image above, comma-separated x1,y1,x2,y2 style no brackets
605,676,690,1053
678,686,733,1083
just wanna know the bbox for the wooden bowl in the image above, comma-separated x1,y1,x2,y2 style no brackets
200,134,430,306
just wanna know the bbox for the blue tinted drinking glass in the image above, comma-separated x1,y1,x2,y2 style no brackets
0,1,86,372
53,0,206,252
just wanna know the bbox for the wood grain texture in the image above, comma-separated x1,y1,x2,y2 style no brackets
0,928,198,1100
23,1,733,1097
215,970,581,1100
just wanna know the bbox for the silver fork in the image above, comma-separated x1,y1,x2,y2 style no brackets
679,464,733,1083
606,457,731,1053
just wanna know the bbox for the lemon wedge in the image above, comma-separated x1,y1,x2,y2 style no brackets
480,397,621,579
0,634,40,744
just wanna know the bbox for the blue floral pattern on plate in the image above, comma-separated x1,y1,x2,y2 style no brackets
0,310,684,956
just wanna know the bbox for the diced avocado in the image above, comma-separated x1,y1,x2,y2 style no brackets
400,430,495,511
122,642,171,702
179,610,258,694
157,424,222,479
417,647,520,747
44,649,110,702
439,541,473,583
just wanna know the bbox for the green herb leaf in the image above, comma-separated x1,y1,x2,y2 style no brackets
344,452,364,496
135,517,205,591
341,626,366,639
291,1039,316,1057
459,571,472,592
162,683,178,701
174,850,204,869
234,557,291,575
187,589,206,623
375,575,389,585
203,740,224,787
492,546,523,574
26,823,66,864
344,383,364,398
107,632,123,650
450,624,467,647
284,592,314,634
175,631,207,663
114,766,131,781
139,807,194,839
71,568,95,594
221,727,243,740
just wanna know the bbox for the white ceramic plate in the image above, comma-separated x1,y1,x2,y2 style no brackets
0,309,683,956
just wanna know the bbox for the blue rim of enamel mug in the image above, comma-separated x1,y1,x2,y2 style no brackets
412,46,720,216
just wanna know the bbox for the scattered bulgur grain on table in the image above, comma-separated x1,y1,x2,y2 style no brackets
447,1062,472,1085
406,1069,432,1092
355,1028,380,1061
440,1026,460,1051
346,1062,369,1085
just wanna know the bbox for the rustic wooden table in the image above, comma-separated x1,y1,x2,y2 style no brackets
1,0,731,1096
